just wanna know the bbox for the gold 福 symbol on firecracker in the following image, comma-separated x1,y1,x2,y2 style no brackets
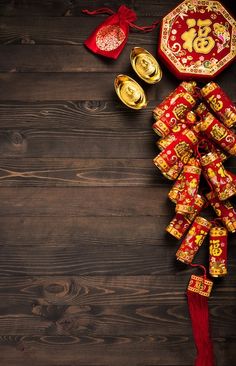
174,142,191,163
208,95,223,111
210,124,227,140
173,104,187,119
195,280,203,291
225,108,236,124
210,239,222,256
181,19,215,54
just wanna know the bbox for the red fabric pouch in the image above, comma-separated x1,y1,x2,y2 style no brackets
82,5,157,59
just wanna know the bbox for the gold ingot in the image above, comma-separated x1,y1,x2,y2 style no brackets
114,74,147,110
130,47,162,84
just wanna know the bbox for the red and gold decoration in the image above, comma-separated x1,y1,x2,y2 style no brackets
209,225,228,277
199,113,236,155
200,151,236,200
153,81,197,120
201,82,236,128
206,191,236,233
84,3,235,365
158,0,236,80
153,79,236,366
152,93,196,137
187,270,214,366
176,216,212,264
82,5,158,59
175,157,201,214
153,80,236,264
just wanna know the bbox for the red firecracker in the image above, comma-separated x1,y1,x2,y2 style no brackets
153,81,197,120
166,195,205,239
157,123,189,151
152,93,196,137
206,191,236,233
201,82,236,128
209,226,227,277
153,129,198,178
200,151,236,201
200,113,236,156
176,216,212,264
176,157,201,215
168,171,184,203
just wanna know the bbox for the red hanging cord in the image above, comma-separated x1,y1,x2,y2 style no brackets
189,263,207,279
82,8,114,15
127,19,159,32
82,6,158,32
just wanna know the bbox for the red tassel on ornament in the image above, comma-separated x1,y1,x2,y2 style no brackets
187,266,214,366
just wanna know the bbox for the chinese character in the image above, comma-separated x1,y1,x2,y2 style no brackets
181,19,215,54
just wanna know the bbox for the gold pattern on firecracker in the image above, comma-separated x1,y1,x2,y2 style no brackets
130,47,162,84
201,82,236,128
203,157,236,201
195,103,209,119
225,109,236,128
209,226,227,277
201,112,234,145
152,81,197,121
114,74,147,109
201,82,218,97
206,191,236,233
188,275,213,297
176,216,212,264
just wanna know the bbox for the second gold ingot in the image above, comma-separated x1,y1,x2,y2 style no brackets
114,74,147,110
130,47,162,84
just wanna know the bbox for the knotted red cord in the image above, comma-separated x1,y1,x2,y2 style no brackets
82,5,158,32
82,8,115,15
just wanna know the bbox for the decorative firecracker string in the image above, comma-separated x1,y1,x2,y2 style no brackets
152,81,236,366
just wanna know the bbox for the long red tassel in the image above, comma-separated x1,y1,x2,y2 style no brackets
187,266,214,366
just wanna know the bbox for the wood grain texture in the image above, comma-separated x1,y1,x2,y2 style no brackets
0,0,236,365
0,66,235,100
0,130,157,158
0,302,235,337
0,216,174,245
0,274,235,307
0,0,233,17
0,186,176,216
0,72,179,101
0,158,235,186
0,334,234,366
0,158,167,186
0,0,175,17
0,16,159,45
0,44,152,72
0,100,158,128
0,237,235,276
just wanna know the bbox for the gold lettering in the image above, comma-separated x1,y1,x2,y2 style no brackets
181,28,197,52
208,95,223,111
210,240,222,256
181,18,215,54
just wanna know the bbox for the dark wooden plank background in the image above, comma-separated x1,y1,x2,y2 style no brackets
0,1,235,365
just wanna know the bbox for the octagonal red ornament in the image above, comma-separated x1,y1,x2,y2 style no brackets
158,0,236,80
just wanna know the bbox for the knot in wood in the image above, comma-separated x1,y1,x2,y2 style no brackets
11,131,24,145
